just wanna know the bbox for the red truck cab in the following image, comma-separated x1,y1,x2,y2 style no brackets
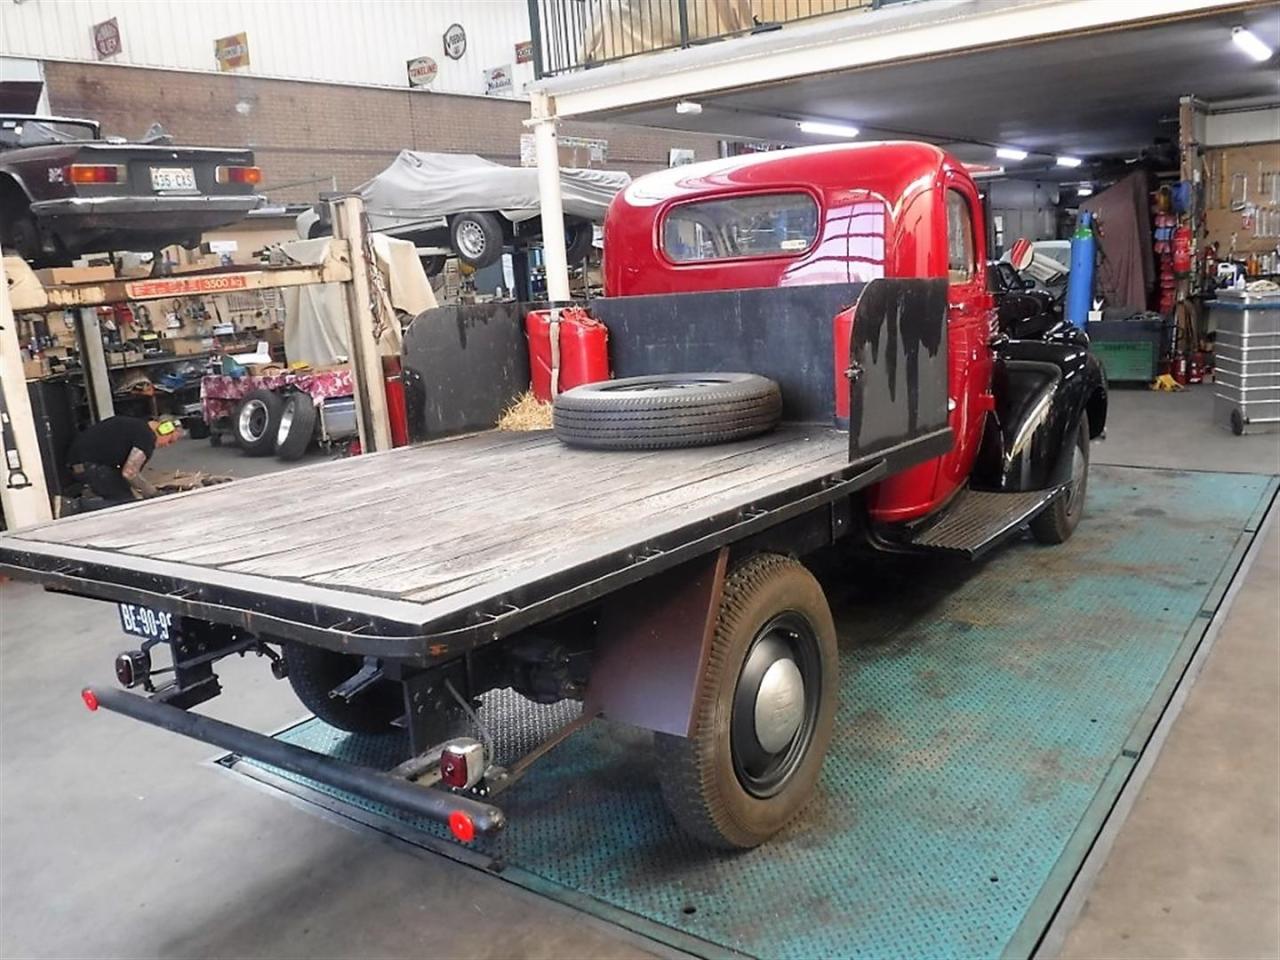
604,142,998,525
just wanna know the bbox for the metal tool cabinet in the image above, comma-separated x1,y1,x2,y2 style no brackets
1211,291,1280,435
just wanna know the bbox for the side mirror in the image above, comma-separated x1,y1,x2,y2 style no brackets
1008,237,1034,272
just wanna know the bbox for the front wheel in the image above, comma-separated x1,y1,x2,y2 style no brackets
450,211,504,269
655,553,838,849
1031,412,1090,544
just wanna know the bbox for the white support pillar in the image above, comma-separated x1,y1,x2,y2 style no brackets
529,91,572,304
332,196,393,454
78,307,114,421
0,256,52,529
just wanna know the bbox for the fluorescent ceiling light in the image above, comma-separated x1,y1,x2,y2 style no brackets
1056,156,1083,168
1232,26,1273,62
797,120,860,138
996,147,1028,161
1077,183,1094,197
675,100,702,115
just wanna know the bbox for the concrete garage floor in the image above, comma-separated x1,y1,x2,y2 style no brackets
0,385,1276,959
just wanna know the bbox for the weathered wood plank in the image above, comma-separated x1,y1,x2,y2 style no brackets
213,432,812,577
11,426,851,625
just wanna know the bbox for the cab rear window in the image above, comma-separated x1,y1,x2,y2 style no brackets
662,193,819,263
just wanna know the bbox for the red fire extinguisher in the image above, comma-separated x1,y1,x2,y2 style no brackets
1172,225,1193,276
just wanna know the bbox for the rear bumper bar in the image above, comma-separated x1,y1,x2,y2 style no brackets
31,195,262,218
83,686,506,836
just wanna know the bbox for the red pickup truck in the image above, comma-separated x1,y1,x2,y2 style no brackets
0,141,1105,851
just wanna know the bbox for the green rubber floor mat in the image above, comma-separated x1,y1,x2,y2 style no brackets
229,465,1276,959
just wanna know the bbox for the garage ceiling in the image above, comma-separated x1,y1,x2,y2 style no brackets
593,5,1280,173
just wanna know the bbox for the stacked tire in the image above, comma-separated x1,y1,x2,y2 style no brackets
231,390,316,461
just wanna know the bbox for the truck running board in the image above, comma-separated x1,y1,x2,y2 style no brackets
79,686,505,840
904,486,1066,559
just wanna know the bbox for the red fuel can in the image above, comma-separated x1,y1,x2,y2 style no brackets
525,307,610,401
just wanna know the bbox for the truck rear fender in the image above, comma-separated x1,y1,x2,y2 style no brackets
973,339,1104,492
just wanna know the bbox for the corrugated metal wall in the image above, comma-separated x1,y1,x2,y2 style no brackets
0,0,536,99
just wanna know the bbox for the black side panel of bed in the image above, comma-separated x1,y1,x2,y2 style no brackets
590,283,864,424
402,302,533,441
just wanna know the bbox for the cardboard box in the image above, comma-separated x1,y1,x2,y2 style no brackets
22,356,48,380
35,264,116,285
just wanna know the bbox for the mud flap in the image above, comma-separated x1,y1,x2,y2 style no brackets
584,548,729,737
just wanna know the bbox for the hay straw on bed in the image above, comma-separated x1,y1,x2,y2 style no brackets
497,390,553,431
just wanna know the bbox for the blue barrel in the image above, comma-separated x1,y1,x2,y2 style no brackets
1065,211,1096,329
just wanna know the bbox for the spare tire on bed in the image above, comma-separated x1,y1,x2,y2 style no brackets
553,373,782,450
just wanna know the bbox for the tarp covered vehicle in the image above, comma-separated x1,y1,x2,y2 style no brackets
299,151,631,273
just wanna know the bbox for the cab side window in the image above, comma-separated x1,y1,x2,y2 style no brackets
946,189,976,284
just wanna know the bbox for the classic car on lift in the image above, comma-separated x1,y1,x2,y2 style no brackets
0,114,263,265
297,151,629,275
0,141,1106,853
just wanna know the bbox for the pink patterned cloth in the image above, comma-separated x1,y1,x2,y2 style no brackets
200,369,354,423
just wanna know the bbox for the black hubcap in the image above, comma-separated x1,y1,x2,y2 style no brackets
730,611,822,798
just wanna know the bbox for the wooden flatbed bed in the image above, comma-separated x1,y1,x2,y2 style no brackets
1,426,864,662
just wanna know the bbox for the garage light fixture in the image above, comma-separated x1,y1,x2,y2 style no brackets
1056,156,1083,168
675,100,703,115
1077,183,1094,197
1231,26,1273,62
995,147,1028,161
797,120,861,139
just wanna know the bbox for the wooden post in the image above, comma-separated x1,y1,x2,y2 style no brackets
77,306,115,421
331,196,392,453
0,255,52,528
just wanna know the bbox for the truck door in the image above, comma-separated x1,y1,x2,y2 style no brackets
934,175,995,501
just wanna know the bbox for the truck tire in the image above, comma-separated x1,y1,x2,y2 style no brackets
553,373,782,450
655,553,837,849
564,219,594,264
275,392,318,461
234,389,284,456
282,642,404,734
1031,412,1089,544
419,254,446,277
450,211,504,269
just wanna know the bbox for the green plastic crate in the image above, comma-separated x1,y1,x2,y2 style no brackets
1092,339,1158,382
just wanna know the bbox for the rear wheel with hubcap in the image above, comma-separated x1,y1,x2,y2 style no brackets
655,553,838,849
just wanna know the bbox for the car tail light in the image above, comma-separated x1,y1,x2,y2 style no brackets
66,164,125,184
439,739,485,790
448,810,475,843
216,165,261,185
81,688,99,712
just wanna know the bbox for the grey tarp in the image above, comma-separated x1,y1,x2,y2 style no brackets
358,151,631,230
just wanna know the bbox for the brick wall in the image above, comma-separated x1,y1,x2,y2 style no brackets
42,62,722,204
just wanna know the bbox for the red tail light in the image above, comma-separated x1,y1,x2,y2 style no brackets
216,165,261,185
81,688,99,712
66,164,125,184
448,810,475,843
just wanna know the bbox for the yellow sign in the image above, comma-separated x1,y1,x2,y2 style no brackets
214,32,250,71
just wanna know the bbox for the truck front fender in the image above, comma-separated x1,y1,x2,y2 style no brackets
973,338,1106,492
